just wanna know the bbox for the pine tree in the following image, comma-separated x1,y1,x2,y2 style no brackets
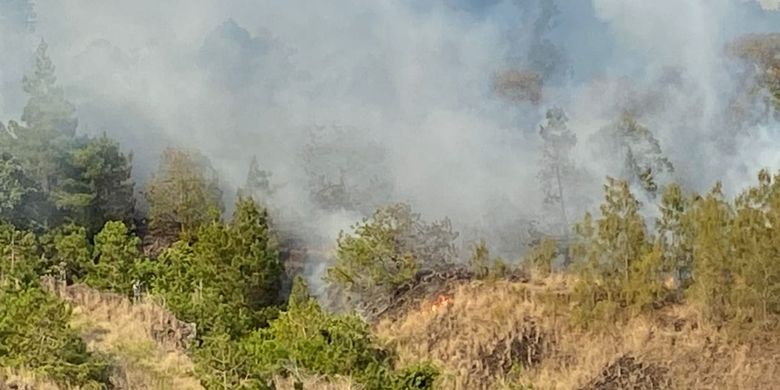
240,156,274,205
153,198,283,338
21,40,77,137
569,178,662,324
597,178,648,288
729,170,780,326
87,221,146,294
1,41,78,201
288,275,311,309
145,148,223,239
656,183,693,290
47,224,93,284
469,240,492,279
229,197,283,311
0,151,49,229
597,113,674,197
687,183,734,322
538,106,576,234
0,286,111,387
0,119,67,197
326,203,458,302
54,134,135,233
525,237,557,277
0,223,39,287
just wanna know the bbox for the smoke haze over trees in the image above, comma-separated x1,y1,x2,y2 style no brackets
0,1,778,262
5,1,780,388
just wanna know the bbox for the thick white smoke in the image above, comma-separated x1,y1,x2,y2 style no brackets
1,0,779,269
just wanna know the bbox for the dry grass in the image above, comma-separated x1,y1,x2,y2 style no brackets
42,278,202,390
0,369,62,390
29,275,780,389
377,275,780,389
273,373,361,390
377,279,559,389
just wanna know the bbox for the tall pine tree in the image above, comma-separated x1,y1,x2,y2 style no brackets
22,40,77,137
538,106,576,234
145,148,223,239
597,113,674,197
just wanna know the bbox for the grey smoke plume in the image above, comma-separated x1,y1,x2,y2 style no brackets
2,1,780,273
759,0,780,11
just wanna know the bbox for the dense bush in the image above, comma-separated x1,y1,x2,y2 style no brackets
194,293,438,390
0,224,111,388
0,285,112,388
153,197,283,338
86,220,150,295
144,147,223,239
566,171,780,333
326,203,458,303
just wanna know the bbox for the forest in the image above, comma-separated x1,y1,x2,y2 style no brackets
4,1,780,389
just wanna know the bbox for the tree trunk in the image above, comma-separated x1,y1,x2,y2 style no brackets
555,165,569,236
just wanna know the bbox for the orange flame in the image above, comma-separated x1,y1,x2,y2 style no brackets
430,294,452,313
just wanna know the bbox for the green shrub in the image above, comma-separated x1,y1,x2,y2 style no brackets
153,198,283,339
86,220,149,295
0,285,112,388
327,203,458,302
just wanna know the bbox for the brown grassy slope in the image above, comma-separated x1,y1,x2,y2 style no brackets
376,275,780,390
273,374,360,390
0,369,61,390
40,279,355,390
42,278,202,390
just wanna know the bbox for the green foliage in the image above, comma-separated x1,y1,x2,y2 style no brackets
86,220,148,294
0,152,34,213
288,275,311,309
0,285,111,388
193,333,273,390
0,44,79,231
597,113,674,197
327,203,458,301
0,152,48,229
469,240,512,280
526,238,557,276
728,170,780,327
54,134,135,234
0,223,40,287
195,298,436,390
0,45,132,233
656,183,692,290
242,301,392,387
145,147,223,238
391,363,439,390
727,33,780,114
21,40,77,137
154,198,283,338
0,120,67,216
47,224,93,283
686,183,734,323
569,170,780,331
570,178,669,326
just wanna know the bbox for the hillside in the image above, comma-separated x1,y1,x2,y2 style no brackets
377,276,780,389
16,273,779,390
5,2,780,389
1,281,360,390
41,278,202,390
